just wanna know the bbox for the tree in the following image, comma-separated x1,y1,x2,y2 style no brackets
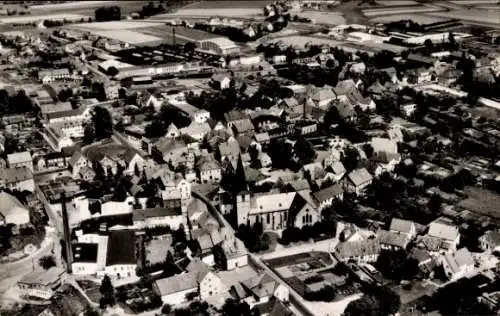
324,105,341,127
95,6,121,22
427,194,442,214
376,285,401,315
362,143,374,159
161,304,172,315
184,42,196,55
84,309,100,316
107,66,119,77
91,106,113,141
341,146,359,171
39,255,56,270
294,137,316,165
99,275,115,308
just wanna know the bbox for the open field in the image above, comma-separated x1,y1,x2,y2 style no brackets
457,187,500,220
74,21,165,30
184,1,270,9
425,9,500,26
369,14,448,24
162,7,262,17
363,5,444,17
375,0,419,5
91,29,163,45
475,5,500,10
299,11,346,25
268,35,343,47
0,13,89,24
449,0,499,4
29,1,115,10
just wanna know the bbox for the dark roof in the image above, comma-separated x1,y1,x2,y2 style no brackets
133,207,182,221
224,110,250,122
313,183,344,203
73,243,98,263
106,230,136,266
407,53,434,65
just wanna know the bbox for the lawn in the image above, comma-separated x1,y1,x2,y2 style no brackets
185,1,270,9
162,7,263,17
299,11,346,25
425,9,500,26
369,14,448,24
457,187,500,220
268,35,343,48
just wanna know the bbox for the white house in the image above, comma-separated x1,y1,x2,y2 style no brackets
199,271,228,299
389,218,416,239
428,219,460,252
0,167,35,192
7,151,33,171
312,184,344,211
335,239,381,263
479,230,500,252
17,268,64,300
440,248,474,280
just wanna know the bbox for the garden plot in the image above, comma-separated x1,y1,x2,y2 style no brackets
268,35,343,48
369,14,448,24
161,7,263,17
425,9,500,26
299,11,346,25
74,21,165,30
363,6,443,17
89,29,163,45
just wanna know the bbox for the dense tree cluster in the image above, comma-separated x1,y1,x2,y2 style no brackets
0,89,36,115
95,6,121,22
344,285,401,316
83,106,114,144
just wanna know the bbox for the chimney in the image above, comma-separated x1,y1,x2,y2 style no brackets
61,193,73,273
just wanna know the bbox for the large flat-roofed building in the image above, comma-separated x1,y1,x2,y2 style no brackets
197,37,240,56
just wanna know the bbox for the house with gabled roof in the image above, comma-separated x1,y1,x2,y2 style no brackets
154,272,198,305
345,168,373,195
312,183,344,210
479,229,500,252
427,218,460,252
335,239,381,263
440,247,474,280
389,218,416,240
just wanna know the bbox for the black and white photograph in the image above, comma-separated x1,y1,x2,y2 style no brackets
0,0,499,315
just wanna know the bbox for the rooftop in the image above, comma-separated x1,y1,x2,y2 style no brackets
106,230,136,266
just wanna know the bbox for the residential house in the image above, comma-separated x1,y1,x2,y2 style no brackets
0,167,35,192
197,155,222,183
215,238,248,271
199,270,228,299
371,152,401,177
68,151,90,179
378,229,411,250
440,247,475,280
241,273,289,306
218,137,241,169
231,119,255,137
17,268,64,300
180,122,212,142
308,86,336,108
401,103,417,117
427,218,460,252
211,72,232,90
153,137,197,169
0,191,30,226
335,239,381,263
370,137,398,155
345,168,373,195
7,151,33,171
154,272,198,305
166,123,180,138
479,230,500,252
312,184,344,211
79,166,96,181
334,80,376,111
389,218,416,239
328,161,346,182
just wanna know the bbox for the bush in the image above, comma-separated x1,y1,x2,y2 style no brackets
161,304,172,315
304,285,336,302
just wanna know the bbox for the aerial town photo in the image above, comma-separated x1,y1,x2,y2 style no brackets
0,0,500,315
